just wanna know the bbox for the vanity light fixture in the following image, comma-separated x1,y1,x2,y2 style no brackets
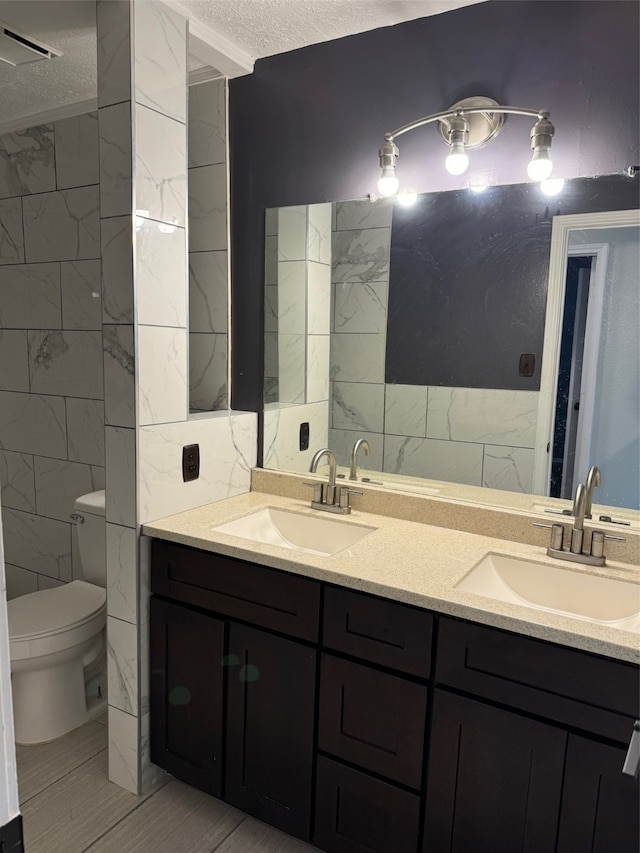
377,96,555,197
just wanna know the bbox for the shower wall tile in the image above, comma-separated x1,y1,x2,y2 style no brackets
108,615,139,716
100,216,134,324
137,326,188,425
61,260,102,330
0,390,67,458
1,506,72,579
328,428,384,472
264,286,278,334
426,387,539,447
307,336,330,403
263,401,329,474
0,262,61,328
0,125,55,199
107,523,138,624
0,450,36,513
22,186,100,263
105,427,136,527
385,384,428,438
138,412,256,523
99,101,133,219
483,445,535,493
189,251,228,333
335,198,394,231
135,106,186,227
332,228,390,283
134,0,187,123
103,324,135,428
188,163,227,250
265,235,278,285
55,112,100,190
0,196,25,264
28,330,104,399
4,564,39,600
278,334,305,403
96,0,132,109
278,206,307,261
334,281,388,334
307,262,331,334
38,575,65,591
66,397,105,466
108,706,139,796
136,219,187,327
0,330,29,391
188,79,226,168
278,261,307,334
189,333,228,411
265,207,278,237
34,457,104,523
383,435,483,485
330,333,385,383
308,203,332,264
332,381,385,432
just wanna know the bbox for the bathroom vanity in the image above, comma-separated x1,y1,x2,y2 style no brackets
145,491,640,853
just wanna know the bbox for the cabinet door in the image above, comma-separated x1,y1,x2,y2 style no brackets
557,734,640,853
423,690,566,853
225,623,316,840
150,597,224,796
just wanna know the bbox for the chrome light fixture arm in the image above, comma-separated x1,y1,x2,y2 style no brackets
376,97,554,196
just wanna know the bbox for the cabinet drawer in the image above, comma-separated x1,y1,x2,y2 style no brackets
151,539,320,641
436,617,640,742
318,654,427,789
314,756,421,853
322,586,433,677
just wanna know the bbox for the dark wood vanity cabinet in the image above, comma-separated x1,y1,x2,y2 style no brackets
149,540,320,839
149,538,639,853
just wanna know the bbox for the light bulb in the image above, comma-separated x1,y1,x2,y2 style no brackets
377,169,399,197
445,145,469,176
540,177,565,196
527,149,553,181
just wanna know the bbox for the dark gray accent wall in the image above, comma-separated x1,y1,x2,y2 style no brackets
386,176,640,390
229,1,640,411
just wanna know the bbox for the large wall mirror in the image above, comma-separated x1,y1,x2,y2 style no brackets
262,175,639,519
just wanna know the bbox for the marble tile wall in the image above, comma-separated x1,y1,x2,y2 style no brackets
188,79,228,412
0,112,104,598
329,199,539,493
263,203,331,466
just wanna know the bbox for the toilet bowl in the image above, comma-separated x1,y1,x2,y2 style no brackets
8,490,107,744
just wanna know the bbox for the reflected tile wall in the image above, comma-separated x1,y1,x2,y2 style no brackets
332,381,385,433
264,403,329,474
483,446,535,493
328,428,384,471
383,435,484,485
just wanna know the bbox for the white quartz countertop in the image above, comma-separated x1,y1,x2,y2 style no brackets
142,491,640,664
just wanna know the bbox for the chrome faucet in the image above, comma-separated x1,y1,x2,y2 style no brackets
584,465,601,519
349,439,370,481
306,448,362,514
534,472,624,567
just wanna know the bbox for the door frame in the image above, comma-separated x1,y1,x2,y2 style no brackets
532,208,640,496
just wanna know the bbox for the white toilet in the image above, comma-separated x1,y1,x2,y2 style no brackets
8,490,107,744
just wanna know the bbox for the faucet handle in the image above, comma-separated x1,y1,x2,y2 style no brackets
337,486,363,510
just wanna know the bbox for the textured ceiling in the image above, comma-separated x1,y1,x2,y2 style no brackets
0,0,484,132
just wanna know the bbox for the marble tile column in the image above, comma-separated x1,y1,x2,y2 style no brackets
97,0,189,795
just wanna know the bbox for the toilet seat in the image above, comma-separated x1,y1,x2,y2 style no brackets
9,581,106,662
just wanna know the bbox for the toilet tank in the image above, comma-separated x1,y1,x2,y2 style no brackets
74,490,106,587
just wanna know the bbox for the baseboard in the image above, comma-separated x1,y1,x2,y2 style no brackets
0,815,24,853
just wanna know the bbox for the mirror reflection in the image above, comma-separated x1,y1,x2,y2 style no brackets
263,175,639,513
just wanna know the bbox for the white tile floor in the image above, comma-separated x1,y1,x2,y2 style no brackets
16,718,321,853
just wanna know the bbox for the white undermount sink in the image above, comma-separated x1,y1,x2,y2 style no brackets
456,553,640,631
211,507,376,556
